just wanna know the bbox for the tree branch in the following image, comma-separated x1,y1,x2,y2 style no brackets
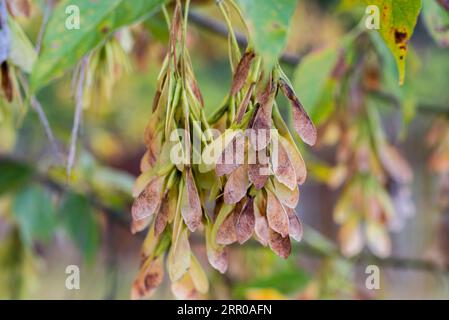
188,11,304,66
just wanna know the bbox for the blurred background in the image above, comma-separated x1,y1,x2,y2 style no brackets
1,0,449,299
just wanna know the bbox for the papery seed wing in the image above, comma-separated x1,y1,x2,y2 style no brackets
200,129,240,173
338,217,364,257
235,83,255,124
181,169,202,232
189,254,209,294
131,176,164,221
268,229,291,259
248,147,269,190
154,193,171,237
272,137,297,190
168,227,191,282
231,51,256,96
205,222,228,273
131,255,164,300
216,211,237,245
366,221,391,258
216,133,245,177
266,189,290,237
378,143,412,184
250,106,272,151
273,178,299,209
279,135,307,185
141,224,158,261
254,195,269,246
224,165,250,204
234,196,255,244
171,273,200,300
279,79,317,146
285,207,303,241
131,214,152,235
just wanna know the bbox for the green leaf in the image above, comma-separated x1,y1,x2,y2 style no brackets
293,48,339,124
31,0,166,92
365,0,422,85
237,0,297,71
0,160,34,196
422,0,449,47
12,185,56,245
8,17,37,73
60,192,100,263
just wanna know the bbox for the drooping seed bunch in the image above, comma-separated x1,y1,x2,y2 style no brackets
315,44,413,258
201,58,316,259
130,0,214,299
130,0,317,299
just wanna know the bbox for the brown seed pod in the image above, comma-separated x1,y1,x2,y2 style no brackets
268,229,291,259
132,176,164,221
231,50,256,96
266,189,290,238
131,255,164,300
279,78,317,146
224,165,250,204
234,196,255,244
181,168,202,232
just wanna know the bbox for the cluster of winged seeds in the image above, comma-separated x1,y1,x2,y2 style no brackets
130,0,316,299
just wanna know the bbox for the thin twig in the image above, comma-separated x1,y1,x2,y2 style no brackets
67,57,88,177
18,74,63,163
188,10,303,66
35,0,55,54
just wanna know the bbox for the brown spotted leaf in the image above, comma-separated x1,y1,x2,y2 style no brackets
266,190,290,237
268,229,291,259
224,165,250,204
279,79,317,146
131,255,164,300
131,176,164,221
231,50,255,96
181,169,202,232
234,196,255,244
